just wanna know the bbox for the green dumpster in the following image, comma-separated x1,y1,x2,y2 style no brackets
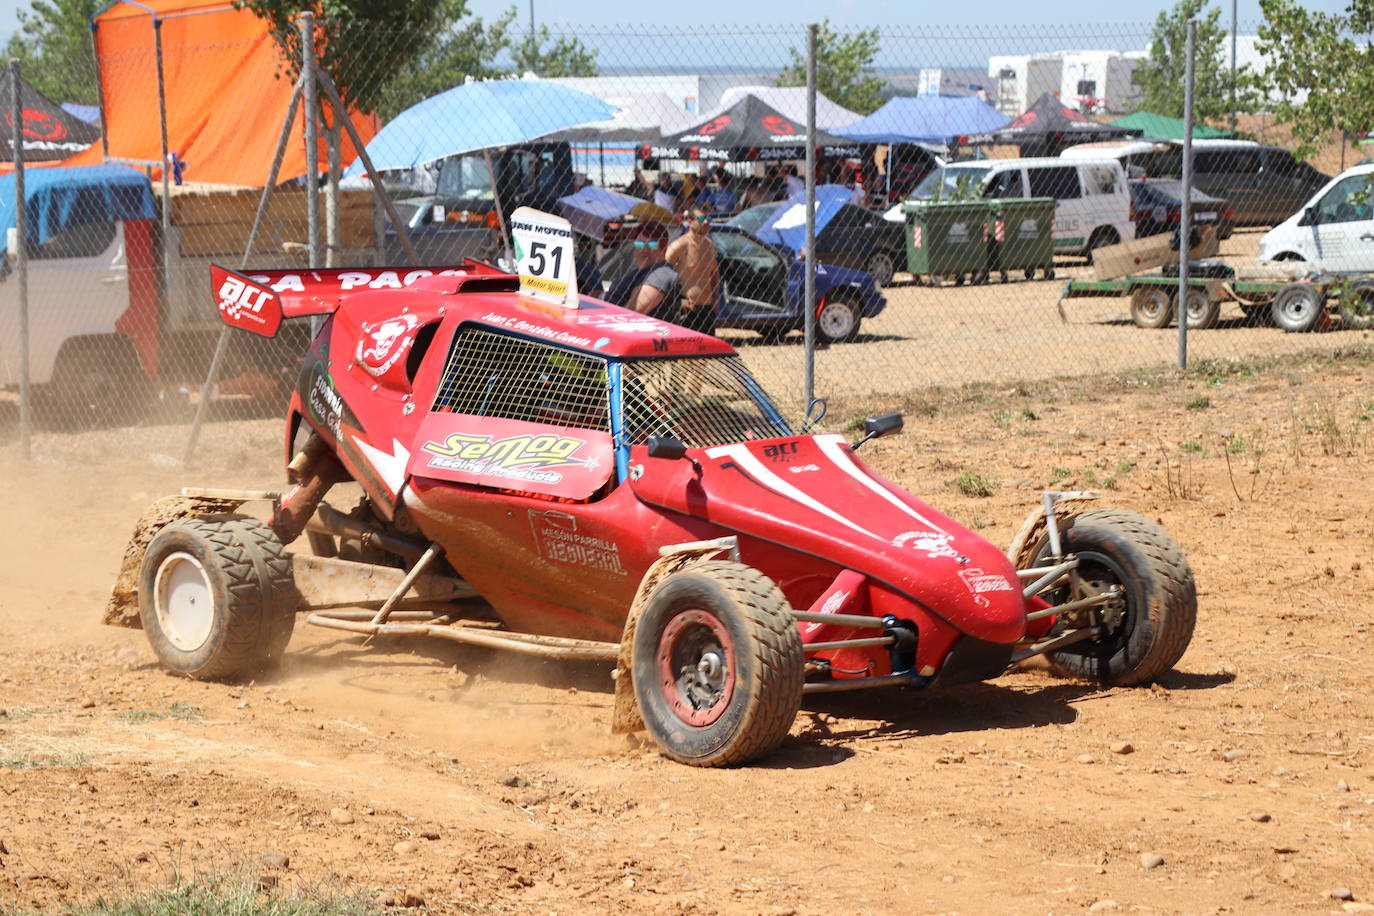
991,197,1057,282
902,201,992,285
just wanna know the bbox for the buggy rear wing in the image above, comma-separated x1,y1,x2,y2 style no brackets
210,261,513,337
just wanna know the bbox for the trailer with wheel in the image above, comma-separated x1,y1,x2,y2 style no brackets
1057,263,1374,332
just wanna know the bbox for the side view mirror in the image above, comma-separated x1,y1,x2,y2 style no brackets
1299,206,1316,227
646,436,688,461
852,412,904,450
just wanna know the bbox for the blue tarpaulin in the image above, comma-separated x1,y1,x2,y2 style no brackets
755,185,852,252
837,96,1011,145
0,164,156,245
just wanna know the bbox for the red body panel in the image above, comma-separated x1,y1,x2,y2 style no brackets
114,219,159,375
629,435,1026,644
404,477,720,641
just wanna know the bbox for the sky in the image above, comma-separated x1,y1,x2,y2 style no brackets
0,0,1355,63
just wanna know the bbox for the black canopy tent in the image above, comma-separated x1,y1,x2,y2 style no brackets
0,69,101,162
642,94,863,163
965,93,1137,154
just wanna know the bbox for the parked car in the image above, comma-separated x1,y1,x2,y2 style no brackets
601,225,885,345
726,201,906,287
1189,140,1329,227
897,156,1136,260
1129,178,1234,240
1065,139,1329,227
1258,162,1374,272
711,225,887,344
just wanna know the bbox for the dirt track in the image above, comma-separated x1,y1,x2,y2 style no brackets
3,350,1374,914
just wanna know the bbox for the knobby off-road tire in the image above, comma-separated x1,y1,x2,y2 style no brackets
1035,509,1197,686
138,515,296,680
632,561,804,767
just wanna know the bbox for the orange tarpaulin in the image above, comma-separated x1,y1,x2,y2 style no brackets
81,0,376,187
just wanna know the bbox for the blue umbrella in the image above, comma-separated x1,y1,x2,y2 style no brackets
347,80,617,175
755,185,853,253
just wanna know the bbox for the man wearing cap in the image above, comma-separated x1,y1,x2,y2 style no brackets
605,222,682,321
665,207,720,336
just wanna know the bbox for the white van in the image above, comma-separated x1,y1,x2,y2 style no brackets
1258,163,1374,273
893,157,1135,258
1060,139,1181,177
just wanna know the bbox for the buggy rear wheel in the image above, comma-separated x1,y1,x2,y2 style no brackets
632,561,803,767
138,515,296,680
1032,509,1196,686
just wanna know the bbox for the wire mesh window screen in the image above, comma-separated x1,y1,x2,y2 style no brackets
622,356,791,448
433,327,610,431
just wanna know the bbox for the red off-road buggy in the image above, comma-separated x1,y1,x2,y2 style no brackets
106,252,1196,768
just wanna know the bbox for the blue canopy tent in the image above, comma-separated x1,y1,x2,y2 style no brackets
0,164,156,245
837,96,1012,146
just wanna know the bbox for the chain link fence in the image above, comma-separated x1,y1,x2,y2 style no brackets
2,15,1370,454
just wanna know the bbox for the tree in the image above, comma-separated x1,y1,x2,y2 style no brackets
239,0,468,264
4,0,103,105
375,8,518,120
776,20,883,116
1255,0,1374,159
510,24,598,78
1132,0,1259,127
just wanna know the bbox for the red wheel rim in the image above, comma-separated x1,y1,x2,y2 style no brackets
656,609,736,726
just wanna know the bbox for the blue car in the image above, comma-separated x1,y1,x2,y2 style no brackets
710,225,887,345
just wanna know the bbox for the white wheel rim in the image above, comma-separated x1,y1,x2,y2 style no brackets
819,303,854,339
1186,291,1209,319
1137,290,1168,321
155,552,215,652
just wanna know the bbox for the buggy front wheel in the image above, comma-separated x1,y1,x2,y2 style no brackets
1032,509,1196,686
632,562,804,766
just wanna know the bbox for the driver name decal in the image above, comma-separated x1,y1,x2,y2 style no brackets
422,431,595,483
528,510,627,576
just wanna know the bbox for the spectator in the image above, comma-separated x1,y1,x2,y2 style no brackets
653,174,677,214
784,165,804,197
605,222,681,320
849,172,868,207
700,171,737,214
625,166,653,200
665,207,720,335
741,177,770,210
574,235,604,295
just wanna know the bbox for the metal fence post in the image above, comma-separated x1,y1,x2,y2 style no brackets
803,22,817,406
1178,18,1197,371
301,11,320,271
180,76,306,466
11,59,29,461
